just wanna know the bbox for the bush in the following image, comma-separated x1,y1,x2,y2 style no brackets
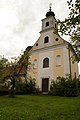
34,87,42,95
15,80,36,95
0,84,9,96
50,77,66,96
64,79,79,97
50,75,79,97
0,89,9,96
78,80,80,95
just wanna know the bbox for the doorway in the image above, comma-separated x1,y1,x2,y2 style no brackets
42,78,49,92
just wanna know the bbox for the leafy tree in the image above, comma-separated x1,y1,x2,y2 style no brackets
18,46,32,82
0,57,8,82
58,0,80,62
0,46,32,97
0,57,9,96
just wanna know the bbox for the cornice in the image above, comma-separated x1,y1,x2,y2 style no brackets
31,43,68,54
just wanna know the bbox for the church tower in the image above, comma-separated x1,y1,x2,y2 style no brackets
41,4,58,34
30,5,79,93
32,5,66,51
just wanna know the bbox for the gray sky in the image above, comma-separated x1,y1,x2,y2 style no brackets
0,0,80,73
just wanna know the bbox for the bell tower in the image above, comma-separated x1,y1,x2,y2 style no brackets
32,4,61,51
40,4,58,34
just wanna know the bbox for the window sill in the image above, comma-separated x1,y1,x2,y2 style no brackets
56,65,61,67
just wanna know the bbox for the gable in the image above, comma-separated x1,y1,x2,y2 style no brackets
31,32,67,51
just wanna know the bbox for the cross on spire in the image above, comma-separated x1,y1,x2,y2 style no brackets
49,3,52,11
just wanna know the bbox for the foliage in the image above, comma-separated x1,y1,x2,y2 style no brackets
0,84,9,96
34,87,42,95
50,77,66,96
0,57,8,81
78,80,80,95
0,46,32,97
58,0,80,62
15,80,36,95
0,58,9,96
50,75,80,97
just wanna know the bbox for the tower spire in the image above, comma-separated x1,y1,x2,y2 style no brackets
46,3,55,17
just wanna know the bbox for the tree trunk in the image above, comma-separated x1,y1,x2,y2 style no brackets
9,77,15,97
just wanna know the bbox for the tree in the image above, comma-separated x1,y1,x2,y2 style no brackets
0,46,32,97
58,0,80,62
18,46,32,82
0,57,9,95
0,57,8,82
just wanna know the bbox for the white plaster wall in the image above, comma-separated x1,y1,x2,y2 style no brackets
37,49,54,90
40,30,54,47
42,16,57,31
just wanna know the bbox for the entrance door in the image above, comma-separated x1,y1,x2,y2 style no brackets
42,78,49,92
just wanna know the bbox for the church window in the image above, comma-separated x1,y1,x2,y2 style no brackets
46,22,49,27
56,55,61,66
55,24,57,28
44,36,49,43
33,59,37,69
55,38,59,41
43,58,49,68
36,43,38,46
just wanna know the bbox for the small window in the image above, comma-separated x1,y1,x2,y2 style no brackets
56,55,61,66
44,36,49,43
55,38,59,41
46,22,49,27
43,58,49,68
55,24,57,28
36,43,38,46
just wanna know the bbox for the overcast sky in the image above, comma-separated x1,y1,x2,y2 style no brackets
0,0,79,73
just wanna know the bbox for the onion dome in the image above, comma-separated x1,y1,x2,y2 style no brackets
46,4,55,17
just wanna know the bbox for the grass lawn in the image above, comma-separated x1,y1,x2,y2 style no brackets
0,95,80,120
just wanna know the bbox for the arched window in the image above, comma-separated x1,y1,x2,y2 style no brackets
56,55,61,66
33,59,37,69
46,22,49,27
44,36,49,43
43,58,49,68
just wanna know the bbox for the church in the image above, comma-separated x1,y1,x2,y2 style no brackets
29,6,79,93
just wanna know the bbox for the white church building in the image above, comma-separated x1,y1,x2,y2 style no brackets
29,6,79,92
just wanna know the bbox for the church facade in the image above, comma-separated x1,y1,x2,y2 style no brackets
30,7,79,92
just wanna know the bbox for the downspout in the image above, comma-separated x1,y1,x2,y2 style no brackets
68,48,72,78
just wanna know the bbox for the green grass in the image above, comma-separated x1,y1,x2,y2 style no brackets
0,95,80,120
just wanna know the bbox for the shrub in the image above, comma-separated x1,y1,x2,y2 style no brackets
0,89,9,96
35,87,42,95
78,80,80,95
50,77,66,96
15,80,36,95
0,85,9,96
50,75,79,97
64,78,79,97
49,81,57,95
